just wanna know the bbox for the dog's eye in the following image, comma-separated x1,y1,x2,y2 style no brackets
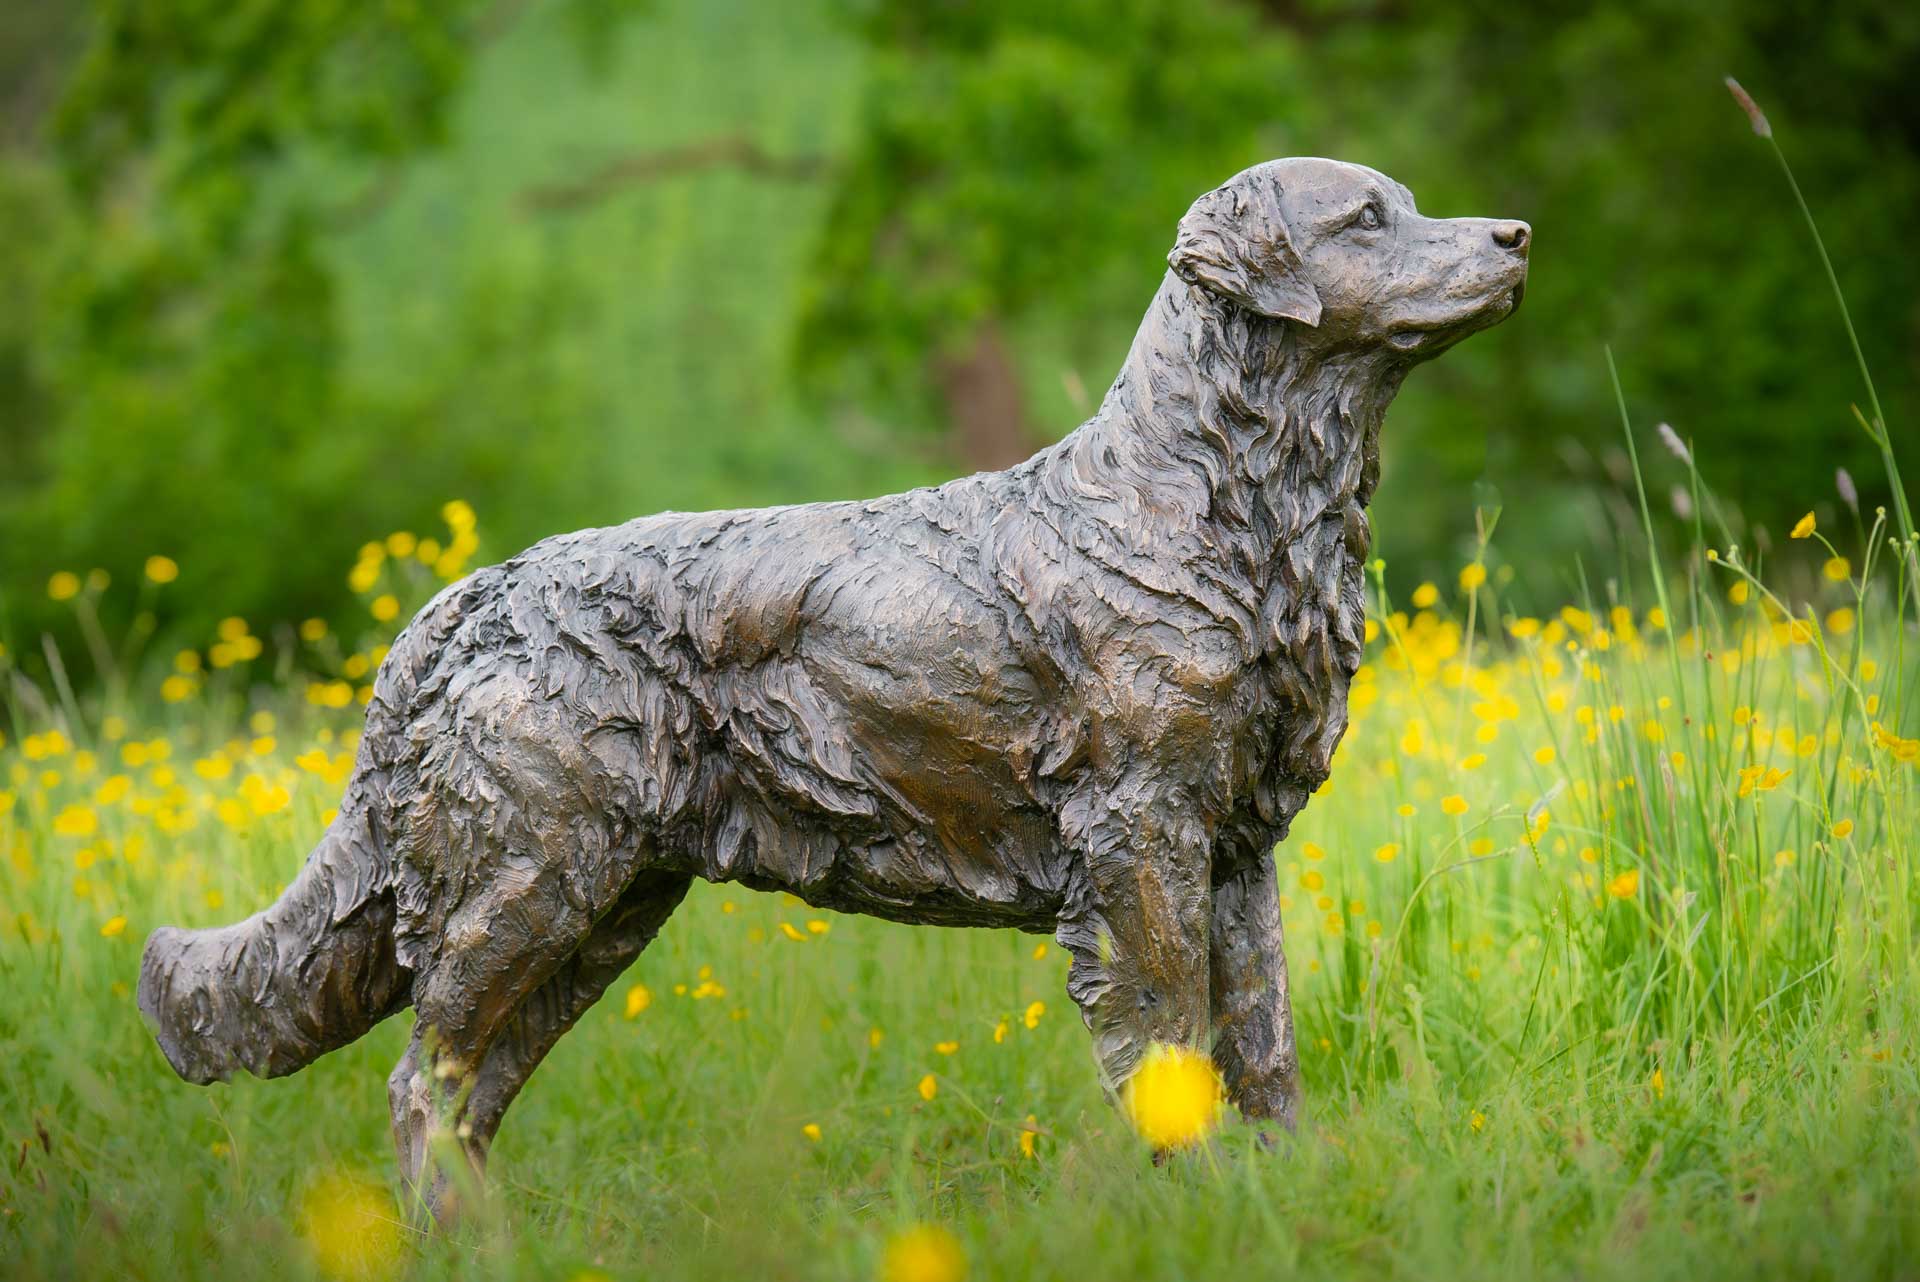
1355,203,1383,231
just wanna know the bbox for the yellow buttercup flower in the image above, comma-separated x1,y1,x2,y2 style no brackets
1606,869,1640,899
917,1074,938,1102
1458,562,1487,591
1790,512,1815,539
1373,843,1400,864
47,571,80,601
881,1225,968,1282
1441,794,1468,816
1023,1000,1045,1029
623,984,651,1018
1122,1043,1223,1149
801,1122,822,1142
53,805,98,838
144,555,179,584
298,1172,400,1281
1831,818,1854,840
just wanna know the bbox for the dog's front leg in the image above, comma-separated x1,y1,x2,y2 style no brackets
1208,850,1301,1129
1057,788,1213,1100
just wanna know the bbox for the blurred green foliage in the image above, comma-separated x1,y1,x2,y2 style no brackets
0,0,1914,675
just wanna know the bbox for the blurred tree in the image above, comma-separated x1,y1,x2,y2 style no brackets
1289,0,1920,592
793,0,1303,470
793,0,1918,589
4,0,658,657
3,0,1916,668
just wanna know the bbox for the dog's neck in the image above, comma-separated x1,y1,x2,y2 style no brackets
1028,273,1410,815
1061,272,1404,584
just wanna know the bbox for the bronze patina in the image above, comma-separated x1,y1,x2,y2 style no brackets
140,157,1528,1218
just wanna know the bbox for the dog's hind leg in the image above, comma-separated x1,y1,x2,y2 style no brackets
388,855,604,1226
461,869,692,1157
1208,851,1300,1130
386,689,648,1224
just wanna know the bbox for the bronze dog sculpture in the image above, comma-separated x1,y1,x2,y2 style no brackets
140,157,1528,1216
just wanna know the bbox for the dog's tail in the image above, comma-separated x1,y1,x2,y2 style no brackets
138,794,407,1084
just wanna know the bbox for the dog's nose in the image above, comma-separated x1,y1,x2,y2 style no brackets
1492,221,1530,255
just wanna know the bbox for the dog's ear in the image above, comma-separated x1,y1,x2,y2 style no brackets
1168,183,1322,326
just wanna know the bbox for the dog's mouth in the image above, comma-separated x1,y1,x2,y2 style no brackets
1384,281,1525,353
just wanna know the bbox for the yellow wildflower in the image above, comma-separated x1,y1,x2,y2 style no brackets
53,805,98,838
1458,562,1487,591
1373,843,1400,864
1790,512,1815,539
624,984,651,1018
144,555,179,584
801,1123,822,1142
1441,794,1468,816
101,915,128,938
1122,1043,1223,1149
1607,869,1640,899
1831,818,1854,840
1024,1000,1045,1029
298,1173,400,1281
917,1074,938,1102
47,571,80,601
881,1225,967,1282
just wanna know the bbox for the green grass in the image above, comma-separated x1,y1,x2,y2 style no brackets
2,507,1916,1280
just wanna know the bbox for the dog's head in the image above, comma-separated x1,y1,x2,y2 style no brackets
1169,157,1528,360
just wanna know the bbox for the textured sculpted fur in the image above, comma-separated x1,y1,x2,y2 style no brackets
140,157,1528,1218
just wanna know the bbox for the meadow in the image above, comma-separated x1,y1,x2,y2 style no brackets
3,446,1917,1281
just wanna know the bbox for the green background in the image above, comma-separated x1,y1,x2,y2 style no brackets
1,0,1914,666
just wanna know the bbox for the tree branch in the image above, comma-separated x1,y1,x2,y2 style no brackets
519,134,830,214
